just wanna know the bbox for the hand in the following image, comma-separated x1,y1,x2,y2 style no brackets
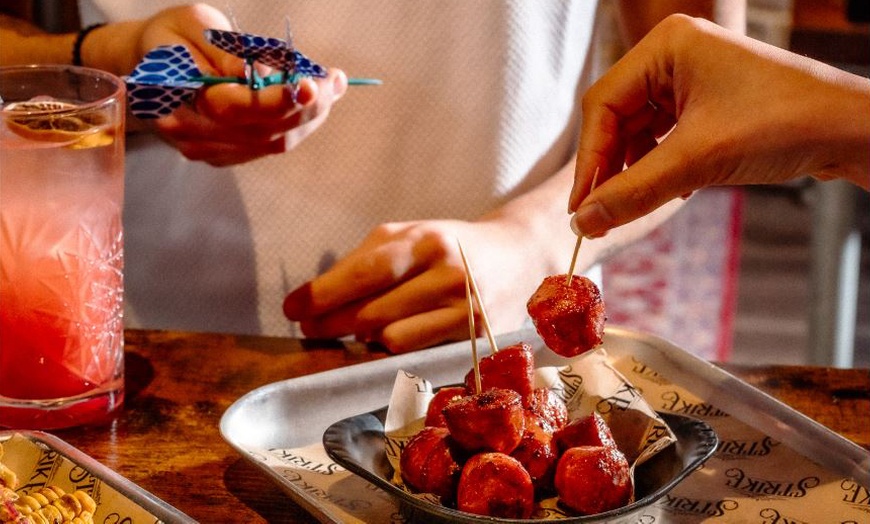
147,69,346,166
569,14,870,238
131,4,347,166
282,219,545,353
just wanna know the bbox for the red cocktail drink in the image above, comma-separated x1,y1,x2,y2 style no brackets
0,66,125,429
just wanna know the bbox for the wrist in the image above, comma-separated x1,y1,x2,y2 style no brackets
838,83,870,189
72,24,105,67
809,75,870,190
77,21,146,76
480,204,578,278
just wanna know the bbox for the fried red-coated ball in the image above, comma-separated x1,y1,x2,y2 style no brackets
399,426,464,501
510,419,559,495
555,445,633,515
527,274,606,357
463,342,535,400
457,452,535,519
443,388,525,454
425,386,467,427
554,412,617,453
525,387,569,433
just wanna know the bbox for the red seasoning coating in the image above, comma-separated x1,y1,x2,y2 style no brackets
399,426,464,501
554,445,633,515
443,388,525,454
510,419,559,494
424,386,467,427
463,342,535,399
527,274,606,357
554,411,617,453
525,387,569,434
456,452,535,519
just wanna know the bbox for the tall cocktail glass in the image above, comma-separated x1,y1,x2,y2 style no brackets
0,65,125,429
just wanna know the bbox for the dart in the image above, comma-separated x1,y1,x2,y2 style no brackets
124,25,381,119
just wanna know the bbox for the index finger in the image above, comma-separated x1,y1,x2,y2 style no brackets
570,124,706,238
569,29,676,212
283,233,430,320
194,78,318,124
570,85,664,214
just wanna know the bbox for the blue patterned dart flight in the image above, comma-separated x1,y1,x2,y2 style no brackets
124,45,205,119
124,23,380,120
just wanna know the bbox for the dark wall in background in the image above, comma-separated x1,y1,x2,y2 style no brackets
0,0,79,32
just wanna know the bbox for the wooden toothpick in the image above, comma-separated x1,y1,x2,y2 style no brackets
456,240,499,354
566,167,599,285
465,273,482,394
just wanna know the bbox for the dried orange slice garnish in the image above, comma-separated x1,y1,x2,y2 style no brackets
2,100,113,148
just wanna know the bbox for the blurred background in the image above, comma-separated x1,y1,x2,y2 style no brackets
9,0,868,367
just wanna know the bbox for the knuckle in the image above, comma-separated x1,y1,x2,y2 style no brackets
418,229,453,259
367,222,402,240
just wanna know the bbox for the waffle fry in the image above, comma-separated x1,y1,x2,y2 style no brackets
0,443,97,524
0,443,18,489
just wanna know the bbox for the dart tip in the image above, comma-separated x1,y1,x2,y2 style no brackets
348,78,383,86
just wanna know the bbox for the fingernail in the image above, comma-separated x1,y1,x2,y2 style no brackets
333,70,348,99
570,215,584,236
283,283,313,319
570,215,607,238
299,318,326,338
571,201,612,238
291,80,315,106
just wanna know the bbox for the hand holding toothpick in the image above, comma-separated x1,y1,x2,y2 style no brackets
566,167,599,285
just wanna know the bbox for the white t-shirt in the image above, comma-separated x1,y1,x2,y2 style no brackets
80,0,603,336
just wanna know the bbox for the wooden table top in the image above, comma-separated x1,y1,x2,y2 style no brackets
41,330,870,523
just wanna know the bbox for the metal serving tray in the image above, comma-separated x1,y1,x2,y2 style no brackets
0,430,195,523
220,327,870,523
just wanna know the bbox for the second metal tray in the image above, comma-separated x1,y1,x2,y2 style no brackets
0,430,195,523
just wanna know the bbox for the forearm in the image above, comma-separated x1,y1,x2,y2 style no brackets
0,13,76,65
0,13,145,75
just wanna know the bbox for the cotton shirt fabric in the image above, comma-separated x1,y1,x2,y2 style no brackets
80,0,602,336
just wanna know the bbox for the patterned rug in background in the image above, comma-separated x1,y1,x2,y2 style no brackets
602,188,744,362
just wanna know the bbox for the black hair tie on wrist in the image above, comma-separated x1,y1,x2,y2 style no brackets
72,23,106,67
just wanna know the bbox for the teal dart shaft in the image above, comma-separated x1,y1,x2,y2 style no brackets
190,75,381,87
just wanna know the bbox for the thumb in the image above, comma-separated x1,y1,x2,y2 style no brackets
570,130,703,237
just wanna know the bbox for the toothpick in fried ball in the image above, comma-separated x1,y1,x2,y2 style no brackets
527,274,606,357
